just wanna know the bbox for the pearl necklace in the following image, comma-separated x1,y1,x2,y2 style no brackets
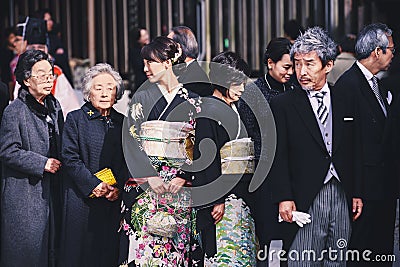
265,74,286,92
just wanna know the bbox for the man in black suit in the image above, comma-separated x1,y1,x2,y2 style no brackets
167,26,212,97
270,27,363,266
335,23,397,266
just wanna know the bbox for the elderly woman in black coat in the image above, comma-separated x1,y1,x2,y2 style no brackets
59,63,128,267
0,49,64,266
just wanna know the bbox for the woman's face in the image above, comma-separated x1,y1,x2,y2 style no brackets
24,60,54,102
43,12,54,32
13,35,26,55
268,54,293,84
143,59,169,83
138,29,150,46
226,82,245,103
89,73,117,114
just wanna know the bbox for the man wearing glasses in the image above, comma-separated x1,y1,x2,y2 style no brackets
335,23,397,267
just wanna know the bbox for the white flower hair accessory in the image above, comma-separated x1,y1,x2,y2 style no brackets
172,47,182,64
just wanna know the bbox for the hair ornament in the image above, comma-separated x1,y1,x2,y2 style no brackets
172,47,182,64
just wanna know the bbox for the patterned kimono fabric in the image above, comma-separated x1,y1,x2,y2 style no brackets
192,97,257,267
204,194,257,267
120,85,201,267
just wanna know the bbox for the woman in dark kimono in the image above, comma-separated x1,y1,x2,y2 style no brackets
237,37,294,265
192,52,257,266
0,50,63,267
60,63,128,267
120,36,201,266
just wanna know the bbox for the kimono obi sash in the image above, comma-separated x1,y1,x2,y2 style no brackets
220,138,255,174
139,120,194,161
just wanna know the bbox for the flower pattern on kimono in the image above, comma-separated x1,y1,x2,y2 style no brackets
130,103,144,121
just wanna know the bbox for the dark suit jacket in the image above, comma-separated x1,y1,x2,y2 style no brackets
178,60,213,97
269,84,362,246
335,63,398,200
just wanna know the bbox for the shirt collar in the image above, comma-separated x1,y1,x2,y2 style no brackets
307,82,330,97
186,59,195,66
356,61,374,81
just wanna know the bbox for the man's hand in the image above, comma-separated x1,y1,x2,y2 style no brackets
167,177,186,194
279,200,296,223
44,158,62,173
211,203,225,224
352,198,363,221
147,176,168,194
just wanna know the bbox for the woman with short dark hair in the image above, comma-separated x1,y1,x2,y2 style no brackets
0,49,64,266
237,37,294,266
192,51,257,266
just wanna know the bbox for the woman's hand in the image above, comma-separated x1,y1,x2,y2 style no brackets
167,177,186,194
147,176,168,194
44,158,62,173
105,185,120,201
211,203,225,224
92,182,110,197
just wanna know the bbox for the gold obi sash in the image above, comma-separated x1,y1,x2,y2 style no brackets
220,138,255,174
139,120,194,162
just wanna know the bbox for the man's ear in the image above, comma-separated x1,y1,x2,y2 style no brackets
23,79,30,87
325,60,334,74
374,47,381,57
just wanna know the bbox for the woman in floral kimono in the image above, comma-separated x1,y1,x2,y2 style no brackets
119,36,201,266
192,51,257,266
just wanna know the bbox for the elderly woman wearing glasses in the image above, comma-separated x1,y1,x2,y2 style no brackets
0,49,64,266
59,63,128,267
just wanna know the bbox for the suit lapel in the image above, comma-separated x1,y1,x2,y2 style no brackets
332,85,344,154
353,65,386,124
293,88,326,151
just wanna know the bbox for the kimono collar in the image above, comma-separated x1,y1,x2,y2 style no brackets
18,88,55,119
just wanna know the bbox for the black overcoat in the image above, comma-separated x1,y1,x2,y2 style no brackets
60,102,128,267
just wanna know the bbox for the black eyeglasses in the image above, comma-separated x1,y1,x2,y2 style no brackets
387,46,396,54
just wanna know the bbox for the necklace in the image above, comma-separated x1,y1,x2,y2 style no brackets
265,74,286,92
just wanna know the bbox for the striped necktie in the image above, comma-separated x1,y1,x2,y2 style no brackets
371,76,387,117
314,91,328,126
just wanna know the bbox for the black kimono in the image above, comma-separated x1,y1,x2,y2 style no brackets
192,96,257,266
119,83,200,266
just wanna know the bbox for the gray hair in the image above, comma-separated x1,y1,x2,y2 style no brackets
290,26,337,66
170,26,199,59
82,63,124,102
355,23,392,60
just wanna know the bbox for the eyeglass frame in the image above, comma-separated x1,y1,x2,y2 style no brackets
30,73,56,83
386,46,396,54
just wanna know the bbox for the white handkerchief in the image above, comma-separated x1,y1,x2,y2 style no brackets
278,211,312,227
343,117,353,121
387,91,392,105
